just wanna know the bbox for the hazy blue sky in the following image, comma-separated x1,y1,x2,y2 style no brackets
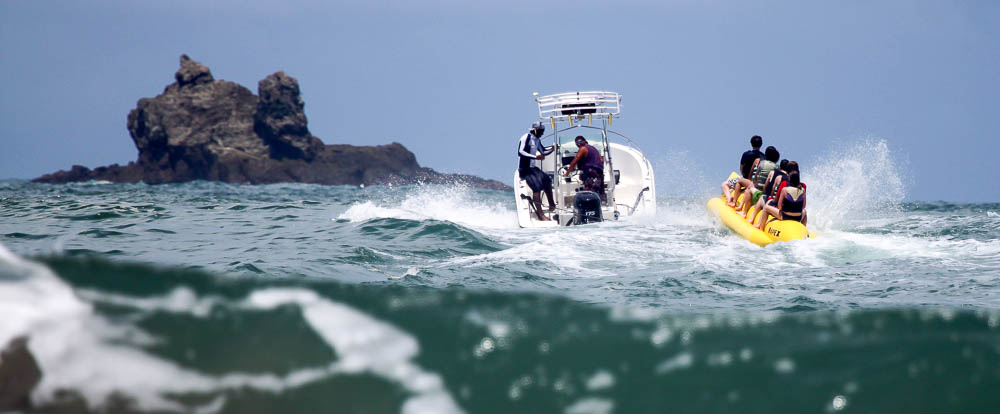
1,0,997,201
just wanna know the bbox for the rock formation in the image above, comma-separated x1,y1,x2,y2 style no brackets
254,71,324,161
0,337,104,414
34,55,509,190
0,337,40,412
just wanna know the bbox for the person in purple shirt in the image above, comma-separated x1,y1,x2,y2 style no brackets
563,136,605,197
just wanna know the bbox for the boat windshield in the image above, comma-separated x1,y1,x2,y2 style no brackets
556,129,606,168
558,129,605,153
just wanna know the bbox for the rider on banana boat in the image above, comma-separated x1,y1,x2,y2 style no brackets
735,145,779,215
758,168,807,230
745,159,788,225
721,135,763,207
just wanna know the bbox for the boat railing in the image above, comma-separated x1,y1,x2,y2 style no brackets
606,130,640,151
546,126,640,150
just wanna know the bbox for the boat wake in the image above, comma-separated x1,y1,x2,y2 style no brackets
337,185,516,230
803,137,907,231
325,139,997,299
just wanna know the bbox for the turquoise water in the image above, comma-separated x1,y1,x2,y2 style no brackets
2,147,999,413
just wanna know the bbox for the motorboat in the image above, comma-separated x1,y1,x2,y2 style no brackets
514,91,656,228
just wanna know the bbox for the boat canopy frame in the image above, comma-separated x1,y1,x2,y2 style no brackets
532,91,624,213
534,91,621,124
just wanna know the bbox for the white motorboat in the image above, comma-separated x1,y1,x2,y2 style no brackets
514,91,656,227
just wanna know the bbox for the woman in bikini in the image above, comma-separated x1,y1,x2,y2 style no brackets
758,170,806,231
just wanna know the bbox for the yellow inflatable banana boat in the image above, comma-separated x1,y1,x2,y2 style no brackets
707,173,816,246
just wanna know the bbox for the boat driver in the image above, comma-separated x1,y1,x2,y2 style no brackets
563,136,605,197
518,121,556,220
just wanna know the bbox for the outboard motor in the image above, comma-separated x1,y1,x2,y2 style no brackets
572,191,603,225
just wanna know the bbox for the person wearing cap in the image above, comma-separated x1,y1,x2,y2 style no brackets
517,122,556,220
563,135,605,197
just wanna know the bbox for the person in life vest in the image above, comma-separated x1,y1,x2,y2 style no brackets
745,159,789,225
721,135,763,207
735,145,780,217
758,167,807,230
518,121,556,220
563,136,605,197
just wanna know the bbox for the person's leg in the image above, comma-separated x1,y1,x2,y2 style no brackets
589,171,607,203
541,171,556,212
738,188,753,216
532,192,546,220
746,197,764,224
750,190,764,216
722,181,734,206
583,170,601,191
735,186,748,211
759,205,778,231
531,190,552,221
527,169,550,220
734,179,753,209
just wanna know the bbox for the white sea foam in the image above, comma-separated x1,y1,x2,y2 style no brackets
655,352,693,374
440,229,617,277
804,138,906,230
337,184,516,229
76,286,222,317
244,289,463,414
649,150,715,200
585,370,616,390
564,397,614,414
0,244,462,413
338,200,426,222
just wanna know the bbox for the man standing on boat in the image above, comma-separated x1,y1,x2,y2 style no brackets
517,121,556,220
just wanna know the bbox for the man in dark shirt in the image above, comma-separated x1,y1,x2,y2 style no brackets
740,135,763,179
722,135,763,206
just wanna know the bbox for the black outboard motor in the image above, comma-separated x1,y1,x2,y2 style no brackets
572,191,603,225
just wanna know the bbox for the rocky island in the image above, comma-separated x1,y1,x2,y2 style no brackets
33,55,509,190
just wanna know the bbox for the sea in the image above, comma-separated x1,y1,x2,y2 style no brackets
2,140,998,413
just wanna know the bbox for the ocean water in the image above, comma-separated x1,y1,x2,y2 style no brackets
2,141,999,413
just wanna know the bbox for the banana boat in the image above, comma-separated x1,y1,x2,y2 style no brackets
707,172,816,246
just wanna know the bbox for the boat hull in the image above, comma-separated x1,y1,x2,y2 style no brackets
706,173,815,246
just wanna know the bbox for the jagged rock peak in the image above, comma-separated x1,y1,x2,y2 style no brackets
254,71,322,160
258,71,304,110
174,54,213,89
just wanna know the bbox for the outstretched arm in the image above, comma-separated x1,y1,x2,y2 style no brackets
564,146,587,176
541,143,555,156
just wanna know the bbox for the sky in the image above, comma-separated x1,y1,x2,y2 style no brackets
1,0,998,202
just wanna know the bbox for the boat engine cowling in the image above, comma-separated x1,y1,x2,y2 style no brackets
572,191,603,225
